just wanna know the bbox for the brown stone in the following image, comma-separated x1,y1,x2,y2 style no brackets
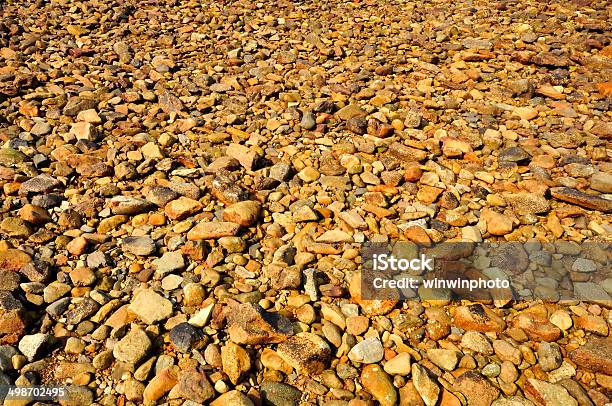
143,366,179,402
481,208,514,236
399,381,425,406
453,304,506,333
223,200,261,226
164,197,203,220
168,368,215,403
524,379,577,406
18,204,51,225
550,187,612,213
277,332,331,375
226,143,263,171
512,312,561,342
361,364,397,406
226,302,293,345
569,336,612,374
221,342,251,384
0,249,32,272
389,142,428,162
187,221,240,240
349,271,398,316
210,390,254,406
453,371,500,406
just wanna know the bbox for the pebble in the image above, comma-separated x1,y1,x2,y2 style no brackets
426,348,461,371
481,208,514,236
524,378,578,406
549,310,573,331
221,342,251,384
223,201,261,227
347,337,384,364
461,331,494,355
260,380,302,406
277,332,331,375
537,342,563,372
569,337,612,374
550,187,612,213
412,364,440,406
113,328,151,364
210,390,254,406
122,236,156,256
383,352,411,375
300,111,316,130
165,197,203,220
453,371,500,406
454,304,506,333
143,366,179,402
169,323,205,353
361,364,397,406
187,221,240,240
18,333,51,362
129,289,173,324
152,251,185,276
590,172,612,193
226,302,293,345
